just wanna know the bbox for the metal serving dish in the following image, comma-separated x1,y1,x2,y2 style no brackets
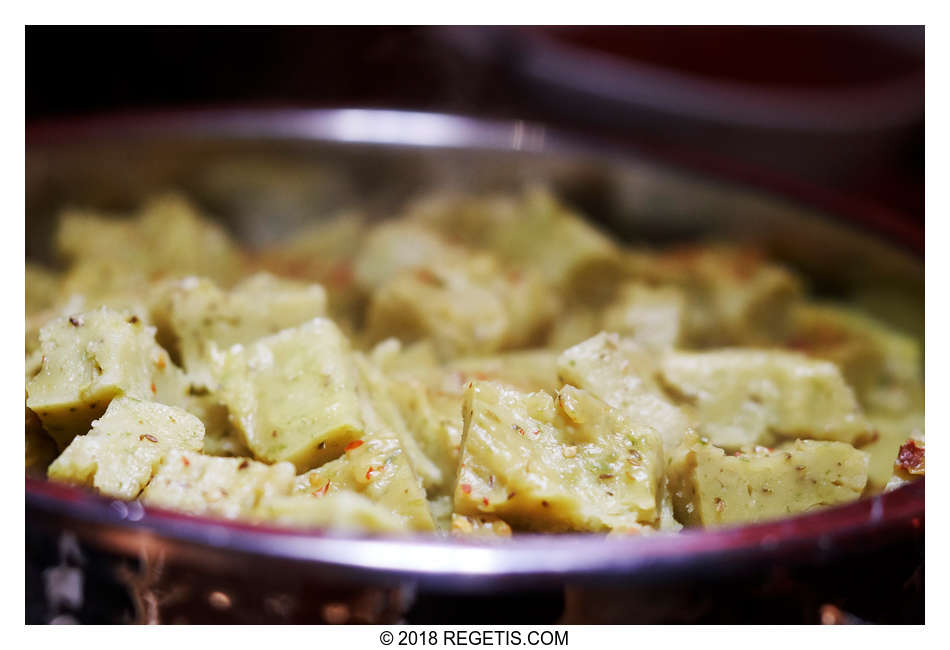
25,109,924,624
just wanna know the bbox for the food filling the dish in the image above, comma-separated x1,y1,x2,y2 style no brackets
25,188,924,536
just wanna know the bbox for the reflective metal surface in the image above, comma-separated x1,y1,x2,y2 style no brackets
26,109,924,598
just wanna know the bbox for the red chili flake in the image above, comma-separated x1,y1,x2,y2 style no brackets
326,261,353,288
482,497,490,507
182,456,190,467
897,440,925,475
156,356,166,370
599,474,614,480
312,481,331,497
460,484,472,495
415,268,441,286
142,434,158,443
512,424,526,436
150,382,157,394
238,459,250,470
345,440,364,452
533,429,541,436
468,382,474,389
365,465,383,481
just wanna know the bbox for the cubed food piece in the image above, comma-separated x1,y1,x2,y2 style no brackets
667,436,869,527
55,207,142,269
56,194,244,286
658,350,872,450
58,259,151,308
48,397,204,499
26,307,160,449
601,283,687,349
366,253,557,359
150,273,326,384
293,357,438,531
142,450,295,519
643,245,803,347
353,354,443,491
354,221,461,292
450,514,513,539
295,432,436,532
454,382,664,532
407,187,625,304
788,303,923,415
557,332,692,450
257,493,410,533
386,378,463,496
216,318,363,471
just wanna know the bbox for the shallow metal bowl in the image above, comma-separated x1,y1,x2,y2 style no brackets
25,109,924,623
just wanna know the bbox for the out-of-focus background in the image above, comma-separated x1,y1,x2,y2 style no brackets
26,26,923,220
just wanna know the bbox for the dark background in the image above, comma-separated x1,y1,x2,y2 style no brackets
26,26,924,221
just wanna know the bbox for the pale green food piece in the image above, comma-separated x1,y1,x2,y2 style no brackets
354,354,443,490
257,493,410,533
58,259,151,308
454,381,664,532
56,193,245,286
788,303,923,416
640,245,803,347
143,449,295,519
295,429,436,532
26,307,161,449
407,187,625,303
150,273,326,385
366,253,557,359
294,354,437,531
557,332,693,451
601,282,687,349
354,221,460,292
658,349,872,450
386,378,462,496
216,318,364,471
48,397,204,499
370,338,441,377
667,435,868,527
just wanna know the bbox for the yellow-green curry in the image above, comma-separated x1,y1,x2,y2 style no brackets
25,188,925,537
